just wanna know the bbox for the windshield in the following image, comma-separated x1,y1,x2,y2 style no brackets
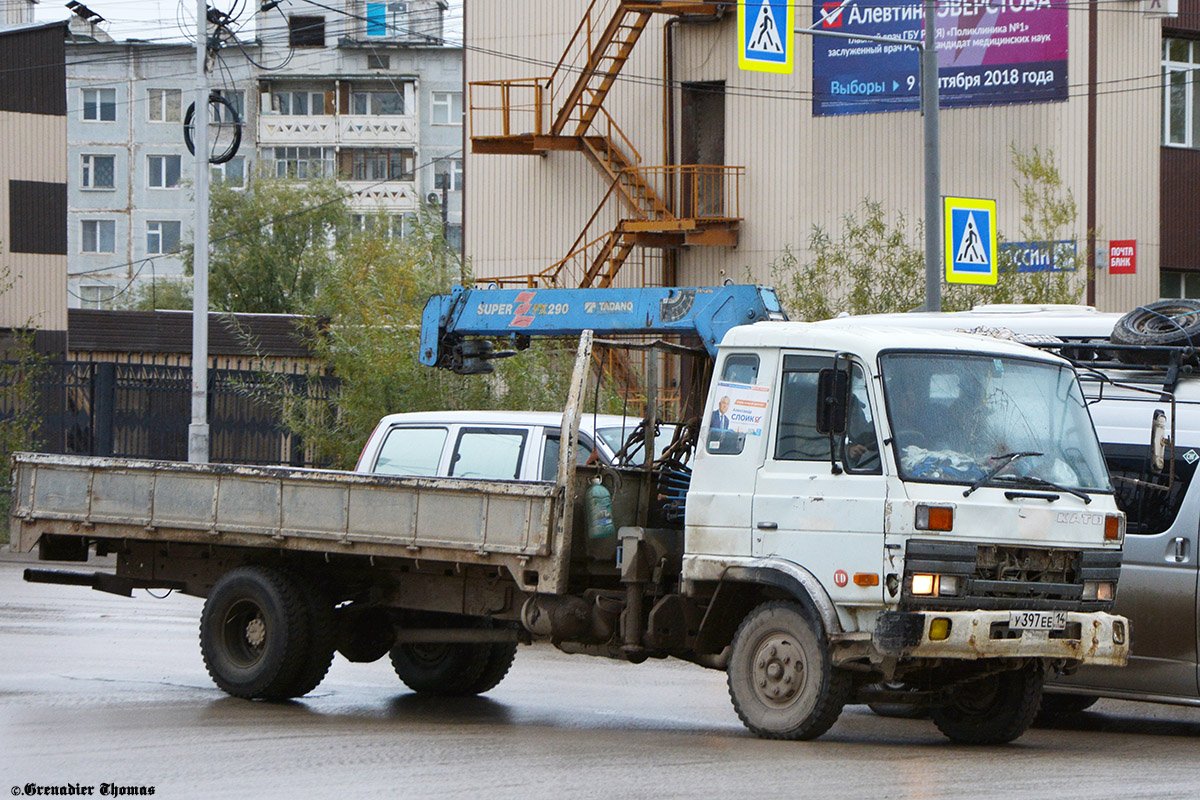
596,424,677,465
880,352,1111,493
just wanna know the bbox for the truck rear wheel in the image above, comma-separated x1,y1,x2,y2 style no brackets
281,574,337,698
726,601,850,740
931,663,1043,745
199,567,312,700
389,641,492,696
469,642,518,694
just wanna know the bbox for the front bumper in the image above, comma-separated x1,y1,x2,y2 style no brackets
873,610,1130,667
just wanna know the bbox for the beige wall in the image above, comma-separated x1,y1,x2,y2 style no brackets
467,1,1165,313
0,109,67,331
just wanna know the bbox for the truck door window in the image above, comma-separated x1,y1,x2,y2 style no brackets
775,355,874,465
374,426,447,476
707,354,764,455
450,427,528,480
542,433,596,481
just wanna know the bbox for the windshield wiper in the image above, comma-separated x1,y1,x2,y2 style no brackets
962,451,1043,497
992,474,1093,504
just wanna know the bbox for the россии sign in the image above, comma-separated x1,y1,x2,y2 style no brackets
812,0,1069,116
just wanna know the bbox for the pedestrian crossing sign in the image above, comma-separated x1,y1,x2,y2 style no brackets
944,196,998,285
738,0,793,74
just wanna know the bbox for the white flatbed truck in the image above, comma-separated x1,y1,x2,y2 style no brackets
12,286,1129,743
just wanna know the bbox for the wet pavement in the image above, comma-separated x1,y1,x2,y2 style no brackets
2,554,1200,799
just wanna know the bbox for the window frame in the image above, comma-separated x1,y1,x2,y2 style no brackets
210,155,246,188
432,91,463,125
81,154,116,190
147,154,182,189
1163,37,1200,148
81,219,116,254
82,87,116,122
146,220,182,256
147,87,182,123
288,14,326,47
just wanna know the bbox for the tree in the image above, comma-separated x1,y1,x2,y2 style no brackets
775,145,1087,320
251,209,591,469
116,278,192,311
185,173,350,314
0,262,46,543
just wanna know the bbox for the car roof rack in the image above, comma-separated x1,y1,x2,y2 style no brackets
1024,338,1199,394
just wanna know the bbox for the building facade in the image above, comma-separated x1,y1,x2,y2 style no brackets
464,0,1191,313
65,0,463,309
0,20,68,352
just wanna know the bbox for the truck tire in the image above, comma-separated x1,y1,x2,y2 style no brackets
865,681,930,719
467,642,518,695
931,663,1043,745
389,641,492,696
726,601,850,740
281,573,337,698
199,567,312,701
1111,299,1200,363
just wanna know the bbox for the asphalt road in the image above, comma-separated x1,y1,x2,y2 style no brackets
2,555,1200,800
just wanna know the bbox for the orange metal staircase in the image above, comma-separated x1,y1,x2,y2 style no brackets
469,0,742,290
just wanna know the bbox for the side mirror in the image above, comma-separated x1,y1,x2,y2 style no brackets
1151,409,1170,473
816,368,849,435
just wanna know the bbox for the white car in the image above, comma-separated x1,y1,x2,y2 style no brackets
354,410,676,482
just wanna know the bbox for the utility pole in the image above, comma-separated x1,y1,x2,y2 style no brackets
189,0,210,463
920,0,941,312
797,0,942,312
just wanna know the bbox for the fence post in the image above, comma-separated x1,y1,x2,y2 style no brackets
93,362,115,457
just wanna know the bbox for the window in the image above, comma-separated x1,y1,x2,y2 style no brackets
432,91,462,125
345,149,414,181
271,146,334,179
81,154,115,189
373,427,447,475
80,285,118,309
707,353,761,456
541,434,593,482
81,220,116,253
147,155,182,188
1161,269,1200,298
82,88,116,121
213,89,245,123
367,53,390,70
773,355,835,462
366,2,407,36
449,428,527,480
1104,442,1198,535
366,3,387,36
147,88,182,122
350,90,404,115
289,14,325,47
391,213,415,239
272,90,327,115
434,158,464,191
211,156,246,187
1164,37,1200,147
146,221,182,255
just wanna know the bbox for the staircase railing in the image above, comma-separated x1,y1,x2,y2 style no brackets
468,78,547,139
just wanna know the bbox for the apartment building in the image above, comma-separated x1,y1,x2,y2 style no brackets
66,0,462,308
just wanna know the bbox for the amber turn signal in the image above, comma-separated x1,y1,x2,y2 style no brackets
916,504,954,532
853,572,879,586
1104,514,1123,542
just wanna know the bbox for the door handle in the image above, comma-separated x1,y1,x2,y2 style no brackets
757,521,778,530
1170,537,1189,563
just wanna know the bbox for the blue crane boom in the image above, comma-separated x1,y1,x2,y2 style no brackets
420,285,787,374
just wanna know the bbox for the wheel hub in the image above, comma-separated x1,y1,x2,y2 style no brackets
245,617,266,648
752,636,806,707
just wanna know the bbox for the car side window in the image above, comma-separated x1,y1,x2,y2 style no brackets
373,427,447,476
707,354,762,456
541,433,593,481
774,356,830,461
450,427,527,480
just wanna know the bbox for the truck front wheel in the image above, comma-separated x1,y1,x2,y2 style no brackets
199,567,313,700
727,601,850,740
931,662,1043,744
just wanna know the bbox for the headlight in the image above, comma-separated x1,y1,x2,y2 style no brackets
1082,581,1114,601
911,573,937,595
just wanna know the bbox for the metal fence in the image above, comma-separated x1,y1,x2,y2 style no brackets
7,361,337,467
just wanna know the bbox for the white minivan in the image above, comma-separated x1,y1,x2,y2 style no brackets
354,410,675,482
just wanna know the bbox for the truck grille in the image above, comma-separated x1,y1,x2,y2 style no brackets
901,539,1121,612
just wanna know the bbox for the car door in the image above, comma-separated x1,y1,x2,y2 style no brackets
1056,401,1200,698
752,353,887,605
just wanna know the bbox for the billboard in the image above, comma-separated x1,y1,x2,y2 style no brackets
812,0,1069,117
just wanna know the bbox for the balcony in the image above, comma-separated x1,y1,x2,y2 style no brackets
343,180,419,211
257,113,418,147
